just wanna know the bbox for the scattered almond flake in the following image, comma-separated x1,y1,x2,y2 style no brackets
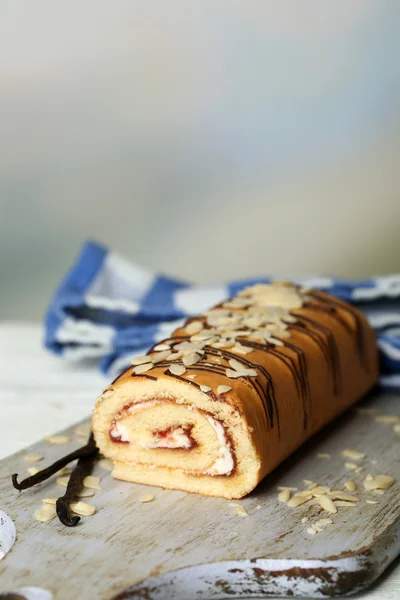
313,525,324,533
153,343,171,351
182,353,202,367
235,505,248,518
301,517,309,524
83,476,101,490
34,504,57,523
311,486,331,495
24,454,43,463
303,480,314,486
229,358,246,372
308,482,318,490
200,385,211,393
151,351,171,364
317,453,331,459
56,476,70,487
355,466,364,473
366,500,379,505
375,415,399,424
185,321,204,335
226,368,248,379
373,489,385,496
70,501,96,516
278,490,291,503
295,490,315,498
167,352,183,361
131,355,152,365
27,467,40,476
345,462,358,471
344,481,356,492
229,502,240,508
334,500,358,507
45,435,69,445
187,374,197,379
363,474,394,491
233,344,253,355
318,496,337,514
75,423,91,438
307,526,317,535
217,385,232,394
277,486,298,492
394,424,400,434
316,518,333,527
57,467,72,476
341,449,365,461
287,496,312,507
139,494,155,503
366,474,373,481
371,460,378,465
133,363,153,374
256,505,261,510
168,364,186,376
97,458,113,471
76,488,96,498
42,498,57,505
328,491,359,502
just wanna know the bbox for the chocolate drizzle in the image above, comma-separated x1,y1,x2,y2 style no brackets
310,291,370,372
11,433,98,527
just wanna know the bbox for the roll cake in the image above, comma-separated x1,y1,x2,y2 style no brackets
92,283,378,499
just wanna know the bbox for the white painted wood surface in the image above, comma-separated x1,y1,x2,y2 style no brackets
0,323,399,599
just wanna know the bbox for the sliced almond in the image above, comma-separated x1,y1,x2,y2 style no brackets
27,467,40,476
301,517,309,524
334,500,358,507
56,476,70,487
151,351,171,364
308,482,318,490
328,491,359,502
185,321,204,335
277,486,298,492
131,355,152,365
217,385,232,394
70,501,96,516
45,435,69,445
366,500,379,505
83,476,101,490
24,454,43,463
311,486,331,495
139,494,154,503
168,364,186,376
307,526,317,535
394,423,400,434
278,490,291,503
57,467,72,477
318,495,337,514
373,489,385,496
34,504,57,522
355,466,364,473
187,374,197,379
235,505,248,518
153,343,171,351
233,344,253,355
75,488,95,498
200,385,211,393
341,449,365,461
344,481,356,492
42,498,57,505
182,353,202,367
133,363,153,374
345,462,358,471
287,496,312,507
228,358,246,372
315,518,333,527
295,490,315,498
303,480,314,486
363,474,394,491
317,453,331,459
375,415,399,424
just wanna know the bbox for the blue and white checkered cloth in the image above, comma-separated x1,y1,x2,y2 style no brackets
45,241,400,387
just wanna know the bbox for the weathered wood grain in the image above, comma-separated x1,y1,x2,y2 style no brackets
0,390,399,599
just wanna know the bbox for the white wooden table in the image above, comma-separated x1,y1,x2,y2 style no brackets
1,323,399,600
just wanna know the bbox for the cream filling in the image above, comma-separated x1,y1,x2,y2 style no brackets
109,400,234,476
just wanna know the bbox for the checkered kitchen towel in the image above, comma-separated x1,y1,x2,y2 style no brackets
45,241,400,386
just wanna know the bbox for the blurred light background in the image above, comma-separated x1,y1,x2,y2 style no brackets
1,1,399,319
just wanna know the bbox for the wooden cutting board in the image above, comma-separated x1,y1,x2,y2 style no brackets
0,390,399,600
